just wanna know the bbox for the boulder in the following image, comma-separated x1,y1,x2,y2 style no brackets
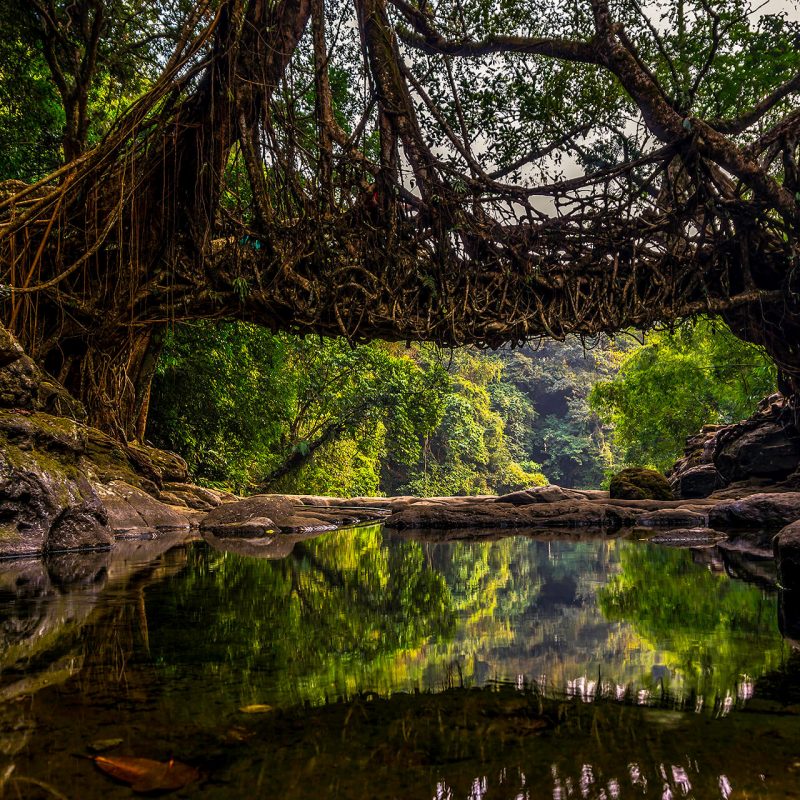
709,492,800,529
0,434,112,558
673,464,725,499
0,323,85,420
493,485,604,504
160,483,236,511
0,406,205,554
669,395,800,499
715,411,800,483
200,494,296,536
384,498,640,531
609,468,673,501
93,481,200,533
775,521,800,639
125,443,189,484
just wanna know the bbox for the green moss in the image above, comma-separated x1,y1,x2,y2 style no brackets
609,467,673,501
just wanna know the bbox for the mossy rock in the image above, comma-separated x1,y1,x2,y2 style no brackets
609,468,673,501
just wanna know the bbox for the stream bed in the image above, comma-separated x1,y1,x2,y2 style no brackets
1,526,799,798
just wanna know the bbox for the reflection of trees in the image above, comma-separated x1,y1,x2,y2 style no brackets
598,544,784,696
146,526,455,704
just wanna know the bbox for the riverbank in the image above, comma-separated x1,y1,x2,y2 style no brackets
3,402,800,559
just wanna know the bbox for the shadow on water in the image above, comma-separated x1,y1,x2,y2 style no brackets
0,525,799,797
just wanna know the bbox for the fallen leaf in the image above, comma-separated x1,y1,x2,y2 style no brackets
238,704,273,714
92,755,200,792
88,738,124,753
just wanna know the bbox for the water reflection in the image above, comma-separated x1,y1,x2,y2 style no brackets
0,526,797,798
0,528,789,709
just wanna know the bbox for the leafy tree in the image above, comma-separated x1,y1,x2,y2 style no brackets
149,324,545,496
390,348,547,496
0,0,194,176
590,319,776,472
0,19,63,181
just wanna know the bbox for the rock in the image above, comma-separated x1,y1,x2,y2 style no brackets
496,486,573,504
384,498,640,531
0,323,25,368
669,395,800,499
775,521,800,638
668,425,723,497
93,481,200,533
635,508,708,528
709,478,783,499
715,413,800,483
200,494,295,536
123,442,189,485
494,485,603,504
673,464,725,499
201,494,387,536
645,528,726,546
0,323,86,420
0,435,113,558
47,484,112,553
609,468,673,501
709,492,800,529
161,483,236,510
0,405,220,555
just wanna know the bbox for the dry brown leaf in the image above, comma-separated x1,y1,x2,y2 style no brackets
92,754,200,792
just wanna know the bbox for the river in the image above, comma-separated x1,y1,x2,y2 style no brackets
1,526,798,798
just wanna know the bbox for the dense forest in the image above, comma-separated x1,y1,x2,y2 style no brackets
144,320,774,494
0,0,791,495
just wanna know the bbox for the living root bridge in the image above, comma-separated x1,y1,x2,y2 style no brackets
0,0,799,438
207,216,788,349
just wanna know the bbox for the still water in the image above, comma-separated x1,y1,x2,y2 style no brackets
1,526,799,798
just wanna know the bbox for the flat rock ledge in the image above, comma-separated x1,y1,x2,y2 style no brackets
2,407,800,561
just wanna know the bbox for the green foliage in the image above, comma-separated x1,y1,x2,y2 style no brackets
590,319,776,472
149,322,447,494
391,348,547,496
0,24,63,180
0,0,193,176
149,324,545,496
